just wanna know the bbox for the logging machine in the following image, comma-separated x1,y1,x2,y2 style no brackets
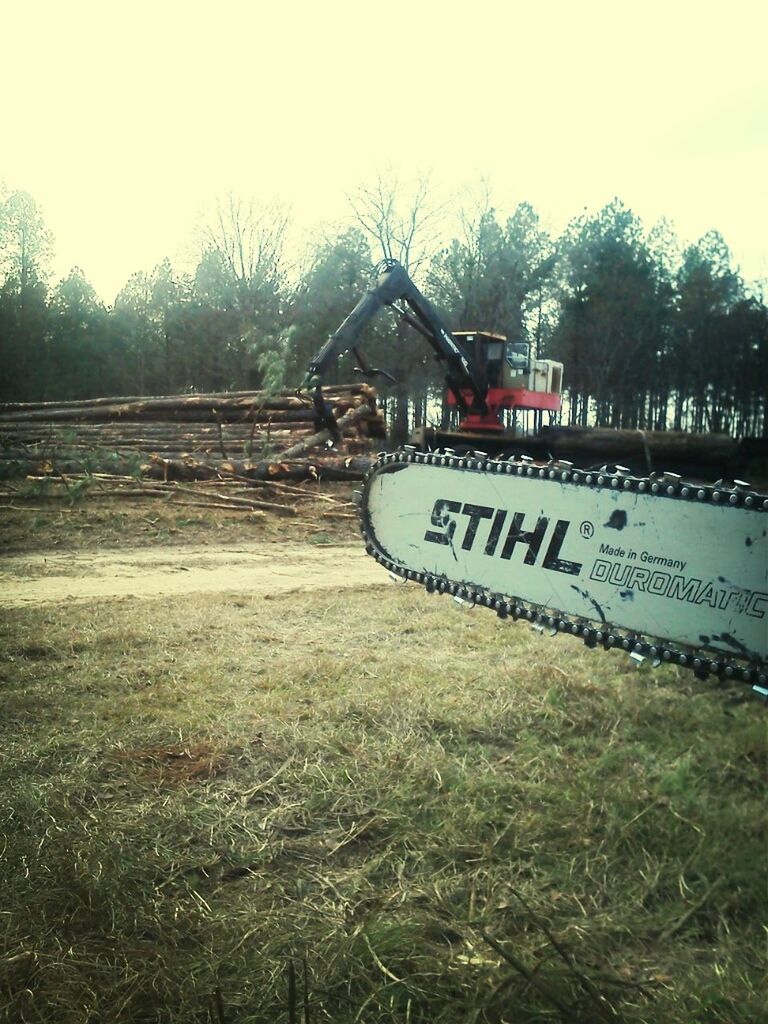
301,259,768,695
302,259,562,446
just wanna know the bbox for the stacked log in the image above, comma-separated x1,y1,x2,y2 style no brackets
0,386,385,424
145,455,374,483
535,425,753,477
0,384,384,482
540,425,738,463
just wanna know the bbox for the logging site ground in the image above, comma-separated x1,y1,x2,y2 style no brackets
1,540,381,607
0,487,765,1024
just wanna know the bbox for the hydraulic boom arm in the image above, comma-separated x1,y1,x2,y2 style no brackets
302,259,489,416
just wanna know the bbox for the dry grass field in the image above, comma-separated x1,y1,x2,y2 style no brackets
0,489,765,1023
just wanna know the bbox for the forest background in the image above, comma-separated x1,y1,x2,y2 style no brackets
1,179,766,445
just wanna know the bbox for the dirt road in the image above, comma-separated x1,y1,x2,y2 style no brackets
0,542,388,607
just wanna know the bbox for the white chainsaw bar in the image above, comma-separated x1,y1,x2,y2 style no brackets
360,451,768,687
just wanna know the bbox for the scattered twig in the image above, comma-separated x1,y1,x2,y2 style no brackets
303,957,310,1024
215,413,228,460
210,985,226,1024
508,889,617,1019
247,416,258,459
660,875,724,941
163,499,267,516
166,484,297,516
478,929,582,1023
287,959,298,1024
52,464,73,495
363,934,404,985
71,487,169,498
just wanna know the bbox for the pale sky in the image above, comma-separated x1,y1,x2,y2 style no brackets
2,0,766,303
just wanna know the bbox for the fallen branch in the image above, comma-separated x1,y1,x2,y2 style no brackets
660,876,724,941
70,487,169,498
478,929,582,1023
151,499,267,516
508,889,615,1019
165,484,297,516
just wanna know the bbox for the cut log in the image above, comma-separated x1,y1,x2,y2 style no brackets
280,401,379,459
145,455,373,483
1,422,316,436
538,426,740,473
0,383,384,483
0,386,377,424
0,383,372,416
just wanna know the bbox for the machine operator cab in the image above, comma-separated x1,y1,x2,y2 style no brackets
451,331,563,431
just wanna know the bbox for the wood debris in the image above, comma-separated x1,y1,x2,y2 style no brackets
0,385,385,512
0,384,385,515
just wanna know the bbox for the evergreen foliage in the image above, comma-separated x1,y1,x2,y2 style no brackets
0,187,765,438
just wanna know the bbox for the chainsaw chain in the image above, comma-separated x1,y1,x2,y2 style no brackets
358,447,768,692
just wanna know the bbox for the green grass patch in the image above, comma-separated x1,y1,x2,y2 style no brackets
0,585,764,1022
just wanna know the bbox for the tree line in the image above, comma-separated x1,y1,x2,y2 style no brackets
1,183,765,442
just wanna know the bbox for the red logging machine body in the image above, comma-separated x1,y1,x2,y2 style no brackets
302,262,564,442
447,331,563,432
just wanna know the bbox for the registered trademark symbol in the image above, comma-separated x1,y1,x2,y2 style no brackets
580,521,594,539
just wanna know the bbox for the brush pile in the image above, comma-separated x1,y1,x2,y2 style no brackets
0,384,384,485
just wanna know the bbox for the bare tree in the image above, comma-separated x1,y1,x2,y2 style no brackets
347,172,447,440
348,171,445,275
196,194,291,387
199,193,290,312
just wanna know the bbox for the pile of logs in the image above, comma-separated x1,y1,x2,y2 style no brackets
0,384,385,484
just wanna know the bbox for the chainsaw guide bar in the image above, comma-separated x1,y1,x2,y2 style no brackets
358,448,768,691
